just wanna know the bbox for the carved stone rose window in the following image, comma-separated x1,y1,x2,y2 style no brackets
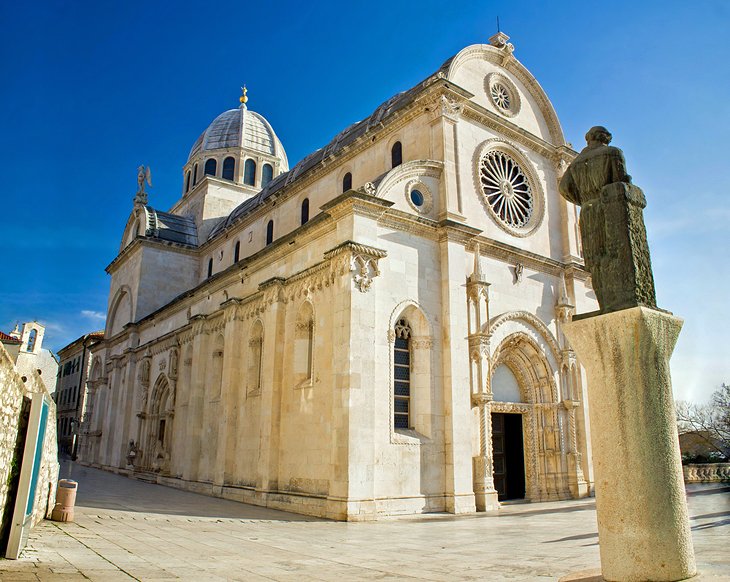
485,73,521,117
479,150,533,228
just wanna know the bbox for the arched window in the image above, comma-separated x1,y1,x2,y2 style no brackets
266,220,274,245
262,163,273,186
391,141,403,168
234,240,240,263
300,198,309,225
193,164,198,185
27,329,37,352
393,318,412,429
248,321,264,395
244,159,256,186
207,258,213,278
185,171,191,193
222,157,235,181
204,158,217,176
342,172,352,192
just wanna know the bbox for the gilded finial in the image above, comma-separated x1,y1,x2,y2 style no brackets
239,85,248,106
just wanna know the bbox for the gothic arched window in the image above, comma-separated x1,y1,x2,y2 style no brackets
222,157,235,181
262,163,273,186
193,164,198,185
234,240,240,263
266,220,274,245
185,171,191,193
301,198,309,225
391,141,403,168
204,158,217,176
207,258,213,278
393,318,412,429
244,159,256,186
342,172,352,192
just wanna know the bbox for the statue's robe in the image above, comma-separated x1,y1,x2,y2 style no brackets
559,144,656,313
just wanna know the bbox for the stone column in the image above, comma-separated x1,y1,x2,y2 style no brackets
214,304,243,487
437,227,478,514
563,307,695,582
466,244,499,511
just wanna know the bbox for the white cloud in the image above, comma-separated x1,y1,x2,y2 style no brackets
81,310,106,321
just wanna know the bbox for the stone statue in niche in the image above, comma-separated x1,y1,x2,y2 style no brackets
559,126,657,314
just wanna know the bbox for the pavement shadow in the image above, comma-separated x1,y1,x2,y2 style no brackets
60,460,323,522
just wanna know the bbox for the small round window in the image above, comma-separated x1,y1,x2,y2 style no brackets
405,181,433,214
490,83,511,111
479,150,533,228
485,73,521,117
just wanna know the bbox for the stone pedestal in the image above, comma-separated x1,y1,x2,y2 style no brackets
563,307,696,582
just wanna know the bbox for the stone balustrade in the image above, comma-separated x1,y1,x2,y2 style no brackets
683,463,730,483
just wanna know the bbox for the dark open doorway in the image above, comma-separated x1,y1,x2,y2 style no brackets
492,412,525,501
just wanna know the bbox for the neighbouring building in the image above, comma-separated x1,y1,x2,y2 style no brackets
81,32,597,520
1,322,58,395
55,331,104,457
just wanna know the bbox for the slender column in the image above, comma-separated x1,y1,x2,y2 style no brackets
214,305,244,486
554,273,588,498
438,229,477,514
183,317,208,482
255,279,286,493
563,307,695,582
467,244,499,511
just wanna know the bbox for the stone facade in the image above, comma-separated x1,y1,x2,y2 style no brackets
3,322,58,395
0,343,59,543
55,332,104,456
81,35,596,520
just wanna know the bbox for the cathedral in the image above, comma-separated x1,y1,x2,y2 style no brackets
80,32,597,520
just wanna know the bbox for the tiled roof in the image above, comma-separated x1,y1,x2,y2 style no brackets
0,331,22,344
206,56,455,242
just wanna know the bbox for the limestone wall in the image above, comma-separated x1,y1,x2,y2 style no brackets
0,342,59,541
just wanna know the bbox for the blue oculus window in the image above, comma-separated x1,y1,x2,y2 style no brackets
410,189,424,207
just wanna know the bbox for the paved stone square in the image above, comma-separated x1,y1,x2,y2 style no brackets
1,462,728,581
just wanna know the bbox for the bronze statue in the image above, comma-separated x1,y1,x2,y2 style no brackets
559,127,656,314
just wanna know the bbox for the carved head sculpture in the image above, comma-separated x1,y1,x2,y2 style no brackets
585,126,612,146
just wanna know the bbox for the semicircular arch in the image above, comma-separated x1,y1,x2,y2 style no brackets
445,44,566,147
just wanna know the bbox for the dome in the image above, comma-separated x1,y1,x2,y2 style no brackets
188,105,288,170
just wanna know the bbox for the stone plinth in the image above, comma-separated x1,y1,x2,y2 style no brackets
563,307,696,582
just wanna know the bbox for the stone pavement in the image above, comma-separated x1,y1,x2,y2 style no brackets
1,462,728,581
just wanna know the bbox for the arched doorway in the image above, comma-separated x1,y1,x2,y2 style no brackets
490,332,569,502
142,374,174,474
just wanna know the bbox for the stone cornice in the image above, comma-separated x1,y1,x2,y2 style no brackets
461,103,560,163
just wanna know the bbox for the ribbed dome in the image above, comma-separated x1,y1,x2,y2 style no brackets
188,106,288,169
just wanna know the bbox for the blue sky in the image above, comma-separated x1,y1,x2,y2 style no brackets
1,0,728,402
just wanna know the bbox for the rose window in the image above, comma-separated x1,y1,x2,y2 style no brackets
479,151,533,228
490,83,511,111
